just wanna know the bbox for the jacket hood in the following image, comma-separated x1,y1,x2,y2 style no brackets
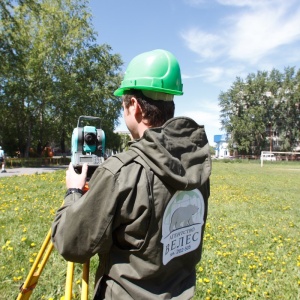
129,117,211,190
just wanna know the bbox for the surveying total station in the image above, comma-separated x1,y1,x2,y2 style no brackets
71,115,106,179
17,116,106,300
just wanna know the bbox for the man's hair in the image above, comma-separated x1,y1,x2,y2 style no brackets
122,89,175,127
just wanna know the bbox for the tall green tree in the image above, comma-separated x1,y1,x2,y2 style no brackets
0,0,123,157
219,67,300,154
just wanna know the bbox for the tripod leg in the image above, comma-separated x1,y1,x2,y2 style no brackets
65,261,75,300
17,229,54,300
81,261,90,300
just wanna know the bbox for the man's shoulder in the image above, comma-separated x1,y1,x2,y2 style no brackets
103,150,139,174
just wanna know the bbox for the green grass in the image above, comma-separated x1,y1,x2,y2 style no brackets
0,161,299,299
194,160,300,300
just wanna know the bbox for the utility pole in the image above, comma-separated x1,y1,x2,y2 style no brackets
269,122,273,152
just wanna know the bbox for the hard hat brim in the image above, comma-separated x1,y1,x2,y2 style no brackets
114,86,183,97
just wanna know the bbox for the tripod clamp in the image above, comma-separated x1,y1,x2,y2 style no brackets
19,282,37,294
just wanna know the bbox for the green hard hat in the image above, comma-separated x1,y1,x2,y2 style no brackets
114,49,183,97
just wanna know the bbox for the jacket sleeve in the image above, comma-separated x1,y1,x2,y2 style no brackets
51,166,120,263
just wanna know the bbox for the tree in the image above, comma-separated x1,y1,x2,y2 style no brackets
219,68,300,154
0,0,123,157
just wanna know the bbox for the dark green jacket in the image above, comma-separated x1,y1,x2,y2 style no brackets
51,117,211,299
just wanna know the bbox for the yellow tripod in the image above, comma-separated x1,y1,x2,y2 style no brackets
16,228,90,300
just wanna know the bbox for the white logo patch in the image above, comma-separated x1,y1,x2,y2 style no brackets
161,189,205,265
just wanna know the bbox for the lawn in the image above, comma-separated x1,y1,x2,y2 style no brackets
0,161,299,299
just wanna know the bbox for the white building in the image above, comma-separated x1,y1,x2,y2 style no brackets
214,134,230,158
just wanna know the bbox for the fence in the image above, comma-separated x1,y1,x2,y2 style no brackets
5,156,71,168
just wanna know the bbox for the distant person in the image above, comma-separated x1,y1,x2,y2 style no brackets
0,146,6,173
52,49,211,299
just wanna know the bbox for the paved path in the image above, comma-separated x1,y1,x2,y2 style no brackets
0,166,67,177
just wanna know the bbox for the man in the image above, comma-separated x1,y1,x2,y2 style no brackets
0,146,6,173
52,49,211,299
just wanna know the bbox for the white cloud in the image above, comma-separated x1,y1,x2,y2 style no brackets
185,110,220,129
201,67,224,82
181,1,300,64
228,2,300,63
181,73,198,80
180,28,225,59
183,65,246,88
182,99,221,125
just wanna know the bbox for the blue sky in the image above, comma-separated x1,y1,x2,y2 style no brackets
89,0,300,145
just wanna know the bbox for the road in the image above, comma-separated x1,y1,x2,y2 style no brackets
0,166,67,177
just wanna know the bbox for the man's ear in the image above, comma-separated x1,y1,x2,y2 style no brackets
134,99,151,126
131,97,143,118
